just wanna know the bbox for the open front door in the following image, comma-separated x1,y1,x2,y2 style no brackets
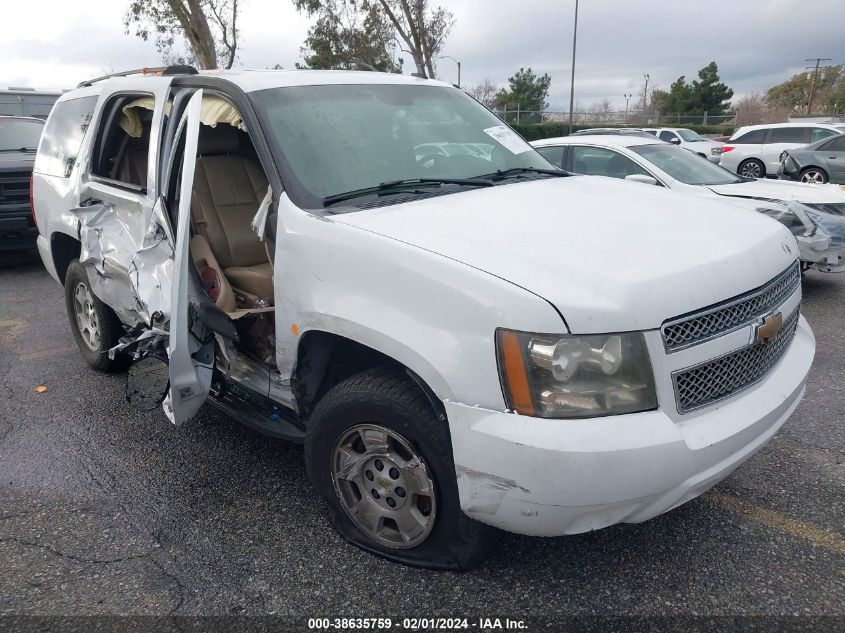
165,89,213,424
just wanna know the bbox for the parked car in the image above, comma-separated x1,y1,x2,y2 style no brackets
34,67,814,569
778,133,845,184
641,128,723,162
720,122,845,179
0,115,44,249
532,134,845,273
570,127,656,138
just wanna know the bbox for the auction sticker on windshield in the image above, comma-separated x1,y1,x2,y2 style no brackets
483,125,533,154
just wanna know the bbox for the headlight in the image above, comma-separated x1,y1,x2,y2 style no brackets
496,329,657,419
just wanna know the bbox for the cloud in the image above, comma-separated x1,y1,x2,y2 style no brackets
2,0,843,109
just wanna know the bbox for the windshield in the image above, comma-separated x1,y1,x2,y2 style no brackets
252,83,554,208
631,143,741,185
676,128,705,142
0,118,44,151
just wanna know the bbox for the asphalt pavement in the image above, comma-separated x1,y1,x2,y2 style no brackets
0,250,843,625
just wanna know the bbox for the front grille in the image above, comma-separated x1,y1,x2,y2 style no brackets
661,262,800,351
0,170,31,211
672,308,800,413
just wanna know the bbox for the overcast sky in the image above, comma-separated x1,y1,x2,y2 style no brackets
1,0,843,110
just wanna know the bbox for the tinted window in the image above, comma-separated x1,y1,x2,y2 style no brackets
732,129,766,144
91,93,154,187
658,131,677,142
33,96,97,178
810,127,837,143
536,145,565,168
822,135,845,151
769,127,808,144
570,146,649,179
0,118,44,151
631,144,740,185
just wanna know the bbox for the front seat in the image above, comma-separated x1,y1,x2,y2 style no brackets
191,124,273,304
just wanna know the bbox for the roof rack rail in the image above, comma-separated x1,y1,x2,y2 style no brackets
77,65,199,88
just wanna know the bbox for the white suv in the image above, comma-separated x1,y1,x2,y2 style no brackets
32,67,814,569
720,122,845,178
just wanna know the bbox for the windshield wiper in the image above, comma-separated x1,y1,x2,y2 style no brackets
485,167,571,180
0,147,37,153
323,177,493,207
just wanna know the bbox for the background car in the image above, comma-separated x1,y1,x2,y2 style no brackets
532,133,845,273
779,133,845,184
720,122,845,179
569,127,657,138
642,127,723,162
0,115,44,249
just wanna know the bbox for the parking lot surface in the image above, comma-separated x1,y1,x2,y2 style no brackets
0,251,843,620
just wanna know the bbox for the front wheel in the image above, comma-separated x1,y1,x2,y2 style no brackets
305,368,495,570
799,167,828,184
64,260,129,372
739,158,765,179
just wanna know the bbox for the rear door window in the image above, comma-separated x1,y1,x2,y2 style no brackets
33,96,97,178
769,127,808,144
90,93,154,189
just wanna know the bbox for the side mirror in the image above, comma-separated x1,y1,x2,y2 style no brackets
126,356,170,412
668,137,681,144
625,174,659,186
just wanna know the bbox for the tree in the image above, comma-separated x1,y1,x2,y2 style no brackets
125,0,241,70
766,65,845,115
493,67,551,120
651,62,733,116
293,0,453,78
294,0,401,71
465,79,498,108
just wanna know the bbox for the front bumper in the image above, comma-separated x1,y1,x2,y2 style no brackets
447,316,814,536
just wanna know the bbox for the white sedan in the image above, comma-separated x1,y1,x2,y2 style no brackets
532,134,845,273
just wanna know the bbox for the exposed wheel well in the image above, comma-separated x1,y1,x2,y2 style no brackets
51,233,81,284
293,331,443,421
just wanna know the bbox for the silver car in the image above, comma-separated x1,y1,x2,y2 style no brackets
779,133,845,184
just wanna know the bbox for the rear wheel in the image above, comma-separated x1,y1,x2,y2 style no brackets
799,167,828,184
305,368,495,570
64,260,129,372
739,158,765,179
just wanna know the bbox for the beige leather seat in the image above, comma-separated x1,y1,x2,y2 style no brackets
191,124,273,304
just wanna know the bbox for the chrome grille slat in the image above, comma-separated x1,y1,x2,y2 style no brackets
661,262,800,352
672,308,800,413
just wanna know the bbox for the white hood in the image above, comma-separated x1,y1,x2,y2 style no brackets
336,176,797,333
705,179,845,204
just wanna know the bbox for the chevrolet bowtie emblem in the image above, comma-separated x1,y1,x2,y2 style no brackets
755,312,783,344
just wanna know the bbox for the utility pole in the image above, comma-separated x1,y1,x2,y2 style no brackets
805,57,831,115
624,93,632,123
568,0,579,134
642,73,650,120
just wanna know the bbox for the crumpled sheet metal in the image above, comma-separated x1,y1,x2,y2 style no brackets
758,200,845,271
74,200,176,328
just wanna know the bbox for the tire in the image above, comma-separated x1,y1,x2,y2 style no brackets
738,158,765,179
305,367,496,570
64,260,130,372
799,167,828,184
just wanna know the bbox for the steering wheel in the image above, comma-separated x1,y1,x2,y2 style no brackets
417,153,446,169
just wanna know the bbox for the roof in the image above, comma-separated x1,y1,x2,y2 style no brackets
531,134,663,148
735,121,845,133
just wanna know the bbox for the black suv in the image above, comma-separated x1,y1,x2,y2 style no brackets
0,116,44,249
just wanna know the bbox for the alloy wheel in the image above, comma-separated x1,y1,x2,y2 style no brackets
740,161,763,178
73,282,101,351
800,169,826,184
331,424,436,549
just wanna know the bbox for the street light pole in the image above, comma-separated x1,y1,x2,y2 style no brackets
624,93,632,123
568,0,579,135
642,73,650,120
439,55,461,88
